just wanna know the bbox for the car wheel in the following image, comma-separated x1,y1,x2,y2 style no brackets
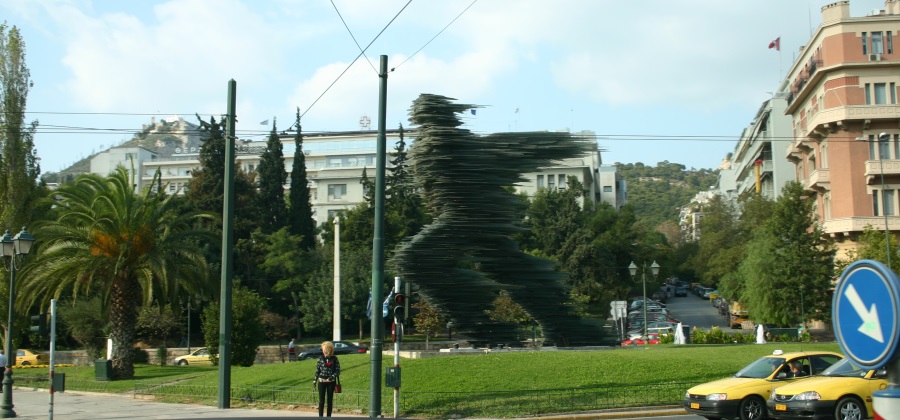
834,396,866,420
177,360,188,366
739,396,766,420
21,361,30,366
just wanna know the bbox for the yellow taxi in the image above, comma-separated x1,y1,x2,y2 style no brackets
684,350,843,420
14,349,46,366
173,347,215,366
767,358,887,420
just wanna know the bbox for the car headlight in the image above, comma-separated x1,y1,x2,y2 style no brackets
685,391,691,398
793,391,821,401
707,393,727,401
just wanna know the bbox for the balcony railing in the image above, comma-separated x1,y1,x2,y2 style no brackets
864,159,900,179
823,216,897,236
806,168,830,191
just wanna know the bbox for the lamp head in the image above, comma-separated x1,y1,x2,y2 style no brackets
628,261,637,277
12,227,34,256
0,230,13,258
651,261,660,276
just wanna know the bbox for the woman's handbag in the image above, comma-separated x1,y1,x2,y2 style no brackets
334,376,342,393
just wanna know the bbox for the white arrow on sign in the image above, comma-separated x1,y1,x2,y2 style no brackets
846,284,884,343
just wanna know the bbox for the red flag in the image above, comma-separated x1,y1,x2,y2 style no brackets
768,37,781,51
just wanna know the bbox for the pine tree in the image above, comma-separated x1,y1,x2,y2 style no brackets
287,109,316,249
0,23,42,229
256,118,288,233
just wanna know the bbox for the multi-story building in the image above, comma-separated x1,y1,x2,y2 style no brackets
89,127,623,227
722,91,796,201
786,0,900,258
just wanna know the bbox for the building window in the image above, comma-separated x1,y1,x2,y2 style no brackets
880,134,891,159
547,175,555,190
327,184,347,200
875,83,888,104
327,210,342,219
886,189,896,216
889,31,894,54
874,190,881,216
603,186,613,192
863,32,868,54
169,184,176,193
892,83,897,104
536,175,544,188
872,32,885,54
866,83,872,104
558,174,566,188
894,134,900,160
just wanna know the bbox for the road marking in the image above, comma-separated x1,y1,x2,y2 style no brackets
846,284,884,343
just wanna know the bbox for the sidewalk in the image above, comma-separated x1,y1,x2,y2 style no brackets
8,388,687,419
8,388,363,419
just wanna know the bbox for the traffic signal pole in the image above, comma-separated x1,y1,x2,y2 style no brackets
369,55,388,418
393,277,401,418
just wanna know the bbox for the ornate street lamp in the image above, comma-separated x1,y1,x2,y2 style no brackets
0,227,35,418
629,260,660,342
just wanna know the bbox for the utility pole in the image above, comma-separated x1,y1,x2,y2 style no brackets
333,216,341,341
218,79,236,409
369,55,388,418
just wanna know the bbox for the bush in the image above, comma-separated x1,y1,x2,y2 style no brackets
157,346,167,366
131,347,149,364
201,283,265,367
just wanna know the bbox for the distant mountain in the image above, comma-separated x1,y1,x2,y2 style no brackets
615,161,719,229
42,116,204,184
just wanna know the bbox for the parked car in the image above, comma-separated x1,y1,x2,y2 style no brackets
4,349,47,366
767,358,888,420
621,333,660,346
298,341,369,360
684,350,843,420
174,347,215,366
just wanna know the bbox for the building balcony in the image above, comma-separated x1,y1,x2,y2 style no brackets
823,216,898,238
864,159,900,183
803,105,900,139
806,168,830,192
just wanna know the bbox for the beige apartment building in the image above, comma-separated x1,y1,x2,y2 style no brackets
90,126,621,227
787,0,900,258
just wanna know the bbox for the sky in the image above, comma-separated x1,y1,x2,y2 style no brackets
2,0,891,173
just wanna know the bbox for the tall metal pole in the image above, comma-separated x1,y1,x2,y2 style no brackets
333,216,341,341
217,79,237,410
1,257,16,418
393,277,401,419
642,265,647,340
369,55,388,418
880,133,892,269
48,299,56,420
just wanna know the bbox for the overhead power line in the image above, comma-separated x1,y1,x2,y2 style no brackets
392,0,478,72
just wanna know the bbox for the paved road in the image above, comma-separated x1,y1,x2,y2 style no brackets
663,294,736,332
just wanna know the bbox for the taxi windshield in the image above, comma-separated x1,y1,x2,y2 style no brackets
820,358,867,377
735,357,786,378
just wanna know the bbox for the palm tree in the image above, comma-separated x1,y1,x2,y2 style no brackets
19,167,216,379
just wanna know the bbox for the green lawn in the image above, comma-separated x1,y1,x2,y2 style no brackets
14,342,842,417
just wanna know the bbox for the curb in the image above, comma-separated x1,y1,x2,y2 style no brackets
524,406,687,419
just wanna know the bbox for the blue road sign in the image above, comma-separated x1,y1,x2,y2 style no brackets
833,259,900,369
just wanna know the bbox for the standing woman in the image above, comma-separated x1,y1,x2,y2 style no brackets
314,341,341,417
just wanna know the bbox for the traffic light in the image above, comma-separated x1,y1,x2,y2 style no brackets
30,313,48,336
393,293,406,322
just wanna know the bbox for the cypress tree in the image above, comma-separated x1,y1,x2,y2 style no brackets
256,118,288,233
288,109,316,249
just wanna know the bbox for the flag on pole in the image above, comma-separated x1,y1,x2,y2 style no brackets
259,119,269,125
365,290,372,319
470,109,476,115
382,289,394,318
768,37,780,51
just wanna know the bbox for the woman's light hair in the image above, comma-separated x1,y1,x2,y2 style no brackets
321,341,335,357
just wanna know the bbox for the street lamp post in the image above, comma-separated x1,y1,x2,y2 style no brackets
629,260,660,341
0,227,35,418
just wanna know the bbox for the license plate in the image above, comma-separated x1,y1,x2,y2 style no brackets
690,403,700,409
775,404,787,411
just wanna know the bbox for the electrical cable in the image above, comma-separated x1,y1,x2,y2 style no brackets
330,0,378,74
392,0,478,72
299,0,413,121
